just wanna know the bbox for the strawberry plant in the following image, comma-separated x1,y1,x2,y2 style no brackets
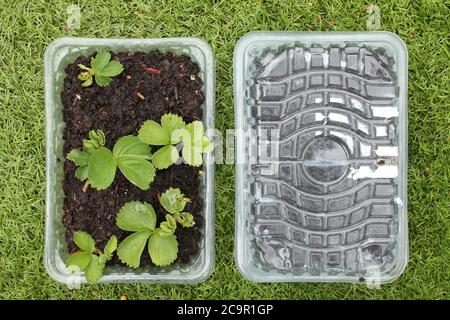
174,120,214,167
67,130,155,190
65,231,117,283
116,201,180,267
138,113,213,168
78,50,124,87
116,188,195,268
66,129,105,182
159,187,195,228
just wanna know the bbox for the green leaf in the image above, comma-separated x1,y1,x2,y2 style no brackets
83,140,97,153
174,121,209,166
87,147,117,190
99,60,124,77
89,130,106,147
176,212,195,228
171,128,188,145
85,254,104,284
117,231,152,268
161,113,186,143
78,64,91,72
148,232,178,267
66,251,91,271
81,76,93,87
159,187,190,214
95,75,112,87
79,51,123,88
202,136,214,153
103,235,118,258
78,71,93,87
78,72,90,80
73,231,95,253
74,166,88,181
83,130,105,152
113,136,155,189
182,143,203,167
138,120,170,145
116,201,156,232
151,145,179,170
91,50,111,71
118,158,155,190
113,136,152,160
67,149,90,167
185,121,205,144
159,214,177,236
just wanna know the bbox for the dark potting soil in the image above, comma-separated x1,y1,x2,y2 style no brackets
61,50,205,266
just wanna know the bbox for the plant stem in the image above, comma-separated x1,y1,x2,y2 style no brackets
82,180,90,192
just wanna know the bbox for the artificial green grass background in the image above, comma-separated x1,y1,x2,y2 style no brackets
0,0,448,299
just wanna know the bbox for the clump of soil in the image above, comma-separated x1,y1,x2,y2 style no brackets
61,50,205,265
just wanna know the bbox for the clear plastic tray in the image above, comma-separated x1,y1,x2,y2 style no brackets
234,32,408,284
44,37,215,285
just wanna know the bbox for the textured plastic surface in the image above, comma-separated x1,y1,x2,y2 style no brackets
44,37,215,284
234,32,408,283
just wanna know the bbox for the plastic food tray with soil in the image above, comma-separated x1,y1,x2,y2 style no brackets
234,32,408,283
44,38,215,284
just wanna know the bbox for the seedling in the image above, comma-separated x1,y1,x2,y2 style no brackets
138,113,213,168
159,187,195,228
173,120,214,167
116,201,180,267
65,231,117,283
67,130,155,190
78,50,124,87
66,129,106,182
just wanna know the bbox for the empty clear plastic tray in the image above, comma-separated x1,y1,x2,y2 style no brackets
234,32,408,283
44,37,215,284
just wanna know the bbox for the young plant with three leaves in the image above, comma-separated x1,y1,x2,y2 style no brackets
67,130,155,190
173,120,214,167
159,188,195,228
116,201,179,267
78,50,124,87
65,231,117,283
66,129,106,182
138,113,213,168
